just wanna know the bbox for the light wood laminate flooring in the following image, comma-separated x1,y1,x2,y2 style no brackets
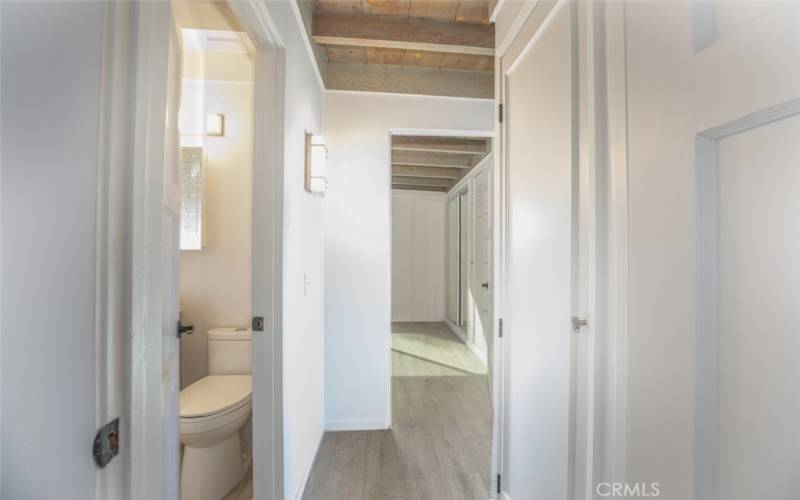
303,322,492,500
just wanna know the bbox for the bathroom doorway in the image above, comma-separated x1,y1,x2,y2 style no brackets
124,1,286,499
173,2,256,497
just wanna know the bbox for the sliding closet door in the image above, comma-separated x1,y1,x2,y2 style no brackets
446,196,460,324
459,191,469,328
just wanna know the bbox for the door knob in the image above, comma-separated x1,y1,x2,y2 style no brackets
481,282,490,289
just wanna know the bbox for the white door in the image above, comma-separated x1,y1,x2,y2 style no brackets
618,1,800,498
501,2,577,498
161,20,183,500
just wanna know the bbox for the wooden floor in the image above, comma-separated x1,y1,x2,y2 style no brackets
303,322,492,500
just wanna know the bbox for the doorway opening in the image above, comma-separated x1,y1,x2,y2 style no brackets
125,1,284,498
391,133,495,497
173,3,256,499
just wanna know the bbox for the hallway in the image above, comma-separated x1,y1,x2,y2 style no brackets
303,322,492,500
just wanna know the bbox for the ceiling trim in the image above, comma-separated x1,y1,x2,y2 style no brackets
389,128,495,138
490,0,506,23
495,0,540,57
325,88,494,103
290,0,326,90
313,36,494,56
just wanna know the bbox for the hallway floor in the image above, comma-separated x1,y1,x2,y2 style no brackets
303,322,492,500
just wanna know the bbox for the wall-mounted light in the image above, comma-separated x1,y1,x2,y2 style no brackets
206,113,225,136
305,132,328,195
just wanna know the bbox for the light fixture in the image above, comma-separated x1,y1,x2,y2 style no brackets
206,113,224,136
305,132,328,195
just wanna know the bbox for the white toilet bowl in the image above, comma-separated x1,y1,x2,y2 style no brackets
180,374,252,500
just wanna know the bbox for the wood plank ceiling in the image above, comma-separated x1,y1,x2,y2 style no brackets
306,0,496,98
391,135,492,191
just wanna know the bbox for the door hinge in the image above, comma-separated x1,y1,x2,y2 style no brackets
93,418,119,468
498,104,504,123
252,316,265,332
497,473,502,494
498,318,503,338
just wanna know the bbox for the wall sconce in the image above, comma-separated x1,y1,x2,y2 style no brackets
305,132,328,195
206,113,225,136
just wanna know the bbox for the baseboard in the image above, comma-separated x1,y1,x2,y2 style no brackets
324,418,390,431
444,318,469,343
293,424,325,500
444,319,488,365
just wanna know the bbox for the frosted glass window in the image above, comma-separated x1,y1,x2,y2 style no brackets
180,146,205,250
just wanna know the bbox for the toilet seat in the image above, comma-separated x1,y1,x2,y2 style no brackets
180,374,252,419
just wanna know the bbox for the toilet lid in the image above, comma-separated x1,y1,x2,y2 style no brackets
180,375,252,418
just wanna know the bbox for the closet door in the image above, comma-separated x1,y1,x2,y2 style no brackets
459,191,469,328
446,196,460,324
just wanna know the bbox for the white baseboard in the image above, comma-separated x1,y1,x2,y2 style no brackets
444,318,469,342
293,424,325,500
324,418,390,431
444,319,488,365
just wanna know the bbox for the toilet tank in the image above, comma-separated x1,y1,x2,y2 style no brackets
207,327,252,375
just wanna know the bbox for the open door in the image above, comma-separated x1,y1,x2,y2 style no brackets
161,18,183,500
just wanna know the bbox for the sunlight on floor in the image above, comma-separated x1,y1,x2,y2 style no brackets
392,323,487,377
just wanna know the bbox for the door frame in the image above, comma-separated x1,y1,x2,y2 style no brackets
95,1,287,498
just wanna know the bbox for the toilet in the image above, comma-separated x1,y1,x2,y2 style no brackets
180,327,252,500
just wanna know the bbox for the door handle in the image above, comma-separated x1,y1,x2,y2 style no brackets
177,321,194,338
571,316,588,332
481,282,490,290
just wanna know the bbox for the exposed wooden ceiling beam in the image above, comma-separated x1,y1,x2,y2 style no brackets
327,62,493,99
393,161,471,169
392,185,448,192
392,176,454,188
313,13,495,56
392,145,486,155
392,165,463,178
393,135,490,150
392,150,475,167
391,133,493,193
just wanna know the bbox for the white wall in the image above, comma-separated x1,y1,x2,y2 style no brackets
1,2,103,497
391,190,445,322
179,53,254,389
323,91,493,430
267,3,326,498
623,5,696,495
